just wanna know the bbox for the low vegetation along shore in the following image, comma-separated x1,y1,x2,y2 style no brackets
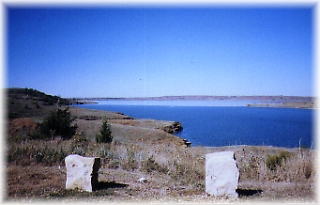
6,88,317,203
71,95,316,109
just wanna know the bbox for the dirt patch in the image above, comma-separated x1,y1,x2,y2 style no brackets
9,118,38,133
8,118,40,142
6,165,65,199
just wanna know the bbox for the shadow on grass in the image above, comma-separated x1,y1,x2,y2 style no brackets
47,181,129,197
236,188,262,197
93,181,129,191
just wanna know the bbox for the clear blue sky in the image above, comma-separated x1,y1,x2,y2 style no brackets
6,5,314,98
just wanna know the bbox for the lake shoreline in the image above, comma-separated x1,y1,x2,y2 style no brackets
71,96,316,109
68,106,317,202
7,89,316,202
75,103,314,148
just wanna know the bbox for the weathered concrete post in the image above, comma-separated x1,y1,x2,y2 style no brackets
65,154,101,192
205,151,239,198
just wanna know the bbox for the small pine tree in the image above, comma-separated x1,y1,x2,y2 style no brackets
40,106,77,140
96,119,113,143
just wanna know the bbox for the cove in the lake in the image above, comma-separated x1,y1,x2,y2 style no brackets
76,100,314,148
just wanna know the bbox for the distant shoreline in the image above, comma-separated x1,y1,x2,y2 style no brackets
70,95,316,109
70,95,314,101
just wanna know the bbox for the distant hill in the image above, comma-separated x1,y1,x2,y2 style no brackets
7,88,71,119
73,95,316,108
121,95,315,102
74,95,315,103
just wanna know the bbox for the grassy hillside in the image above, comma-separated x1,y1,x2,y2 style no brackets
5,88,316,203
7,88,71,119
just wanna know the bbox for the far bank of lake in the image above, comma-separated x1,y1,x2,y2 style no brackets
75,100,315,148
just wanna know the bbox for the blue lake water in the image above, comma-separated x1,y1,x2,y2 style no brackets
76,101,315,148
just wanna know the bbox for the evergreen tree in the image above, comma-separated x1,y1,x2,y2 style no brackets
40,107,77,140
96,119,113,143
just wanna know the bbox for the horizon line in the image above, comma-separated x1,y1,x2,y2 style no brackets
69,95,315,99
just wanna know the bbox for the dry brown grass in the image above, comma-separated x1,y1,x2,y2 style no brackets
5,107,317,203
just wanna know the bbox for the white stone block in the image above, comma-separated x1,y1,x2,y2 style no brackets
65,154,100,192
206,151,239,198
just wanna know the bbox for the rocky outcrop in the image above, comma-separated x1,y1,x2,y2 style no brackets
206,151,239,199
65,154,100,192
162,122,183,133
182,138,192,147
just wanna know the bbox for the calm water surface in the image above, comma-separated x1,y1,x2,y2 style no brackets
76,101,314,148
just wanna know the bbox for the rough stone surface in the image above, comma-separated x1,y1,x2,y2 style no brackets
65,154,100,192
206,151,239,198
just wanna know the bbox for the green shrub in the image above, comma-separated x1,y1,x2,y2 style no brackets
279,150,291,159
39,106,77,140
266,155,278,171
266,150,291,171
95,119,113,143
